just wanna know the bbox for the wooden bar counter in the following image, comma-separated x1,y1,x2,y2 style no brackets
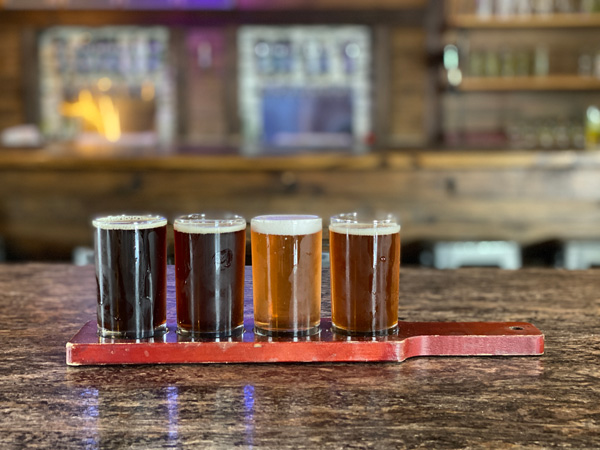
0,263,598,448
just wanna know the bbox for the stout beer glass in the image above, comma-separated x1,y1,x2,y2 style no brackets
329,213,401,335
251,214,322,336
93,214,168,339
174,214,246,337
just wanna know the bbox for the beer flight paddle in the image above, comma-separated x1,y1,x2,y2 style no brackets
68,213,544,365
66,267,544,366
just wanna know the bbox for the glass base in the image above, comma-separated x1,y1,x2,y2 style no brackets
176,324,244,339
98,323,168,340
254,324,320,337
331,323,398,337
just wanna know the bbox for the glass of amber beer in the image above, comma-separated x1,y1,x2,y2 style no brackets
174,214,246,337
251,214,322,336
93,214,168,339
329,212,401,335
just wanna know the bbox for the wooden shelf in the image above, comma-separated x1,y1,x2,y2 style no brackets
0,0,426,10
0,147,384,172
448,13,600,28
410,150,600,170
457,75,600,91
4,147,600,171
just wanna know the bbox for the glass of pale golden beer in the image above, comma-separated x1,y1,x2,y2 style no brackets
329,212,401,335
93,214,168,339
174,214,246,338
251,214,322,336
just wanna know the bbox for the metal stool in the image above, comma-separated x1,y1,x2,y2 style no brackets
72,246,94,266
433,241,522,270
561,240,600,269
521,240,562,268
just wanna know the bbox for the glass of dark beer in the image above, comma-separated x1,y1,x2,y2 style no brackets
93,214,168,339
174,214,246,338
329,212,401,336
251,214,322,337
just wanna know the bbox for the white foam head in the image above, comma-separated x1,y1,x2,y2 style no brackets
92,214,167,230
329,222,400,236
174,215,246,234
330,213,400,236
251,215,322,236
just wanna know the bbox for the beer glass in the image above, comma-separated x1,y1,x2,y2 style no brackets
251,214,322,336
93,214,168,339
329,212,401,335
174,214,246,337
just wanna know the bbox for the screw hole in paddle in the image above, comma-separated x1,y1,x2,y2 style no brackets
509,326,524,331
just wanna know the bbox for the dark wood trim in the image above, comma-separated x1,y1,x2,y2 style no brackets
0,9,427,27
5,148,600,172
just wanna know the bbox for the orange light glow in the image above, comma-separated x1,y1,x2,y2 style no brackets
61,88,121,143
141,81,155,102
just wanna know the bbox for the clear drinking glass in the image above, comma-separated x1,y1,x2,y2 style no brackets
329,212,401,336
251,214,322,336
93,214,168,339
173,214,246,337
174,214,247,337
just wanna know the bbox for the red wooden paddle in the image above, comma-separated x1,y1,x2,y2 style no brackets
66,319,544,365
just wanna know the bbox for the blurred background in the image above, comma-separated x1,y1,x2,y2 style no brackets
2,0,600,268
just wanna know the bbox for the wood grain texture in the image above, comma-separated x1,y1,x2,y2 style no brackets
0,264,598,448
3,150,600,260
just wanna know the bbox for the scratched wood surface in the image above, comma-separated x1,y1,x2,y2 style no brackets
0,263,598,448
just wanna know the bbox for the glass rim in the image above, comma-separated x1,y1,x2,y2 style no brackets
174,214,246,233
92,214,167,230
174,213,246,226
330,212,399,226
251,214,321,222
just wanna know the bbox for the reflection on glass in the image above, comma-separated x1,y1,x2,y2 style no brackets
533,46,550,77
484,50,500,77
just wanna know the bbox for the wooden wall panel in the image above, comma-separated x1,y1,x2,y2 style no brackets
389,27,428,146
3,165,600,260
0,25,23,131
183,28,229,145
